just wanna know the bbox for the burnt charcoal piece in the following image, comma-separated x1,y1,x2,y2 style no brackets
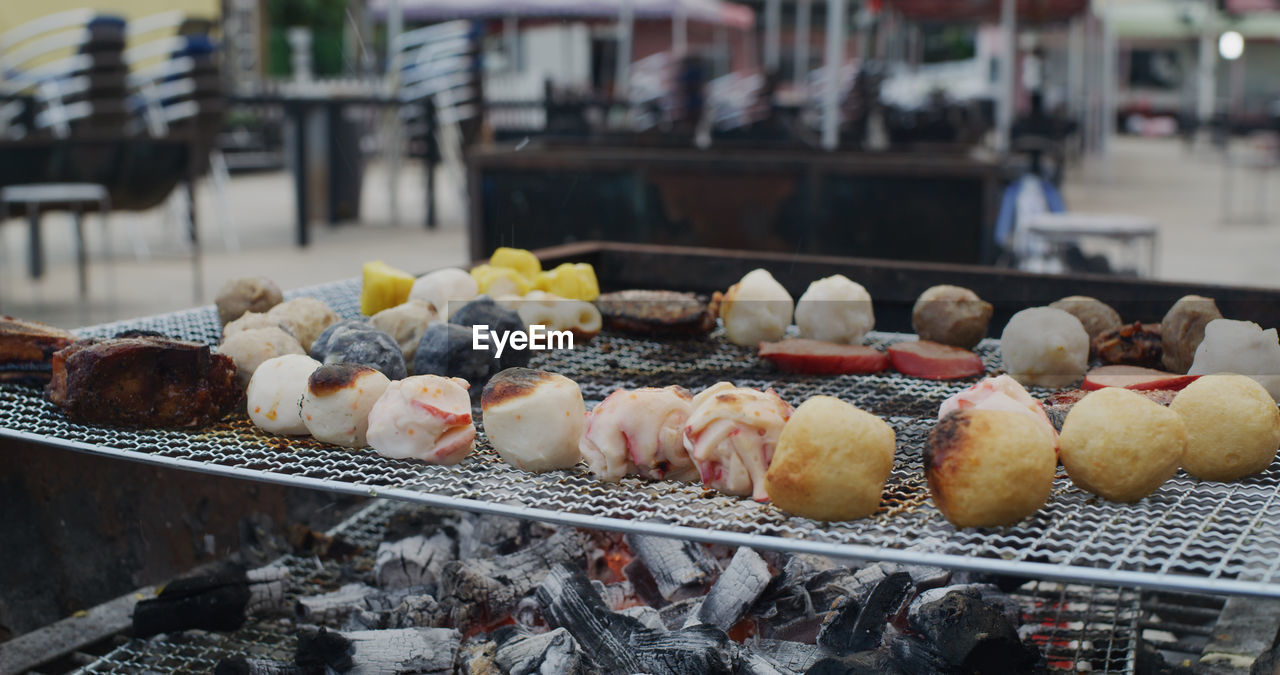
658,597,703,630
133,564,286,638
805,651,903,675
691,547,773,631
47,336,242,428
286,524,362,561
742,640,824,674
295,583,381,625
625,533,720,602
493,625,593,675
0,315,76,384
308,320,407,380
295,626,461,674
214,657,321,675
896,587,1043,673
817,571,913,654
450,296,532,370
624,557,668,608
439,528,586,628
374,532,456,592
413,322,500,389
536,563,737,675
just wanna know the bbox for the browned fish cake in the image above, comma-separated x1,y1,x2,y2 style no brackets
595,290,715,338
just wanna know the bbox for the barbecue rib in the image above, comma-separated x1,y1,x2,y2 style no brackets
0,315,77,384
47,337,241,428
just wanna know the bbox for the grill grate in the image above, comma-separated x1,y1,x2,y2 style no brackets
4,278,1280,598
75,500,1141,674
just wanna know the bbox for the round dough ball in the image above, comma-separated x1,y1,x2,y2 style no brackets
218,327,305,388
1049,296,1123,341
794,275,875,344
912,285,993,350
481,368,585,472
718,268,794,346
765,396,895,521
223,311,299,342
267,297,339,351
246,354,321,435
1170,374,1280,481
371,300,437,364
409,267,479,318
216,276,283,325
926,409,1056,528
1058,388,1186,502
309,321,407,381
301,364,391,448
1161,295,1222,373
1000,307,1090,389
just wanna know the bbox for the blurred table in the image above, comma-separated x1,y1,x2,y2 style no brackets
1021,212,1159,277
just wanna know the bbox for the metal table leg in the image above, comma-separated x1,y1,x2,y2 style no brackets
27,204,42,279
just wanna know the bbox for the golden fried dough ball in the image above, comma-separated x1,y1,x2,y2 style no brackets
1058,388,1186,502
1170,374,1280,481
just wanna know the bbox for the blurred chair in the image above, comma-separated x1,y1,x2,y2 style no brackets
0,184,110,302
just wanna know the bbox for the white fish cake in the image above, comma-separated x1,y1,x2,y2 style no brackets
247,353,321,435
795,274,874,344
481,368,585,472
301,364,391,448
684,382,793,501
516,292,602,341
367,375,476,464
267,297,339,351
409,268,479,318
219,326,305,388
1189,319,1280,401
1000,307,1089,389
580,386,696,482
717,269,794,346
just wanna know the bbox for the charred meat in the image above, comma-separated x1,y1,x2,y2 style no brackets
0,315,76,384
596,290,716,338
1092,321,1163,368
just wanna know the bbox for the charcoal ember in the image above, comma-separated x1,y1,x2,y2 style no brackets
748,561,864,642
296,583,381,625
440,528,586,628
597,580,637,611
891,587,1042,673
659,597,703,630
908,583,1022,626
451,296,532,370
295,626,461,673
375,532,456,592
383,507,462,543
805,651,902,675
493,625,593,675
287,524,362,561
309,320,407,380
341,589,447,631
133,563,287,638
459,639,499,675
388,593,449,628
897,564,951,591
456,513,557,559
624,533,719,602
742,639,824,674
817,571,913,654
536,563,737,674
621,605,667,631
625,557,668,608
214,657,321,675
688,547,773,631
412,322,500,391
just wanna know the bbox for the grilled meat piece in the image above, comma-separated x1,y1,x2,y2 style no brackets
1091,322,1163,368
47,336,241,428
1043,388,1177,431
0,315,77,384
596,290,715,338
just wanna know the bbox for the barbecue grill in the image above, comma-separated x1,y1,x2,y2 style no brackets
4,242,1279,672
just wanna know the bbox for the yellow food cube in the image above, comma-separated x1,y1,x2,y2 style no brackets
361,261,416,315
535,263,599,301
471,264,532,296
489,247,541,281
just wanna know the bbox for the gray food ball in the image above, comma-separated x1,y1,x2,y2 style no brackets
450,295,532,369
309,320,407,380
413,322,500,389
216,276,284,325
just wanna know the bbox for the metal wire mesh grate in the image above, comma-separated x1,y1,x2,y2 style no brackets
76,500,1140,674
4,278,1280,597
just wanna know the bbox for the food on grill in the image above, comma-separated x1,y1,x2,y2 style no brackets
370,300,437,363
716,268,794,347
580,385,697,482
413,322,499,388
887,340,984,380
1000,307,1090,388
1092,322,1163,368
366,375,475,464
764,396,894,521
595,289,715,338
1082,365,1199,392
911,285,993,350
47,336,242,428
1161,295,1223,373
1058,388,1187,503
1188,318,1280,401
471,263,533,296
408,267,478,318
535,262,600,301
222,311,298,341
308,321,408,381
360,260,416,316
215,276,283,325
758,339,889,375
246,354,321,435
489,246,542,281
217,327,305,388
683,382,794,501
451,295,533,370
1049,295,1123,342
481,368,585,472
301,364,391,448
0,315,76,384
794,274,874,344
1170,374,1280,481
938,375,1056,445
1044,387,1178,431
267,297,339,352
514,291,602,341
926,409,1056,527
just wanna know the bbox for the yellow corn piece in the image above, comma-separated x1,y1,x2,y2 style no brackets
360,261,415,315
535,262,599,301
489,247,541,281
471,264,533,296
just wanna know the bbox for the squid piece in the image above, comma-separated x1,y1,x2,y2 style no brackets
937,374,1058,446
580,386,697,482
366,375,476,464
683,382,794,501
